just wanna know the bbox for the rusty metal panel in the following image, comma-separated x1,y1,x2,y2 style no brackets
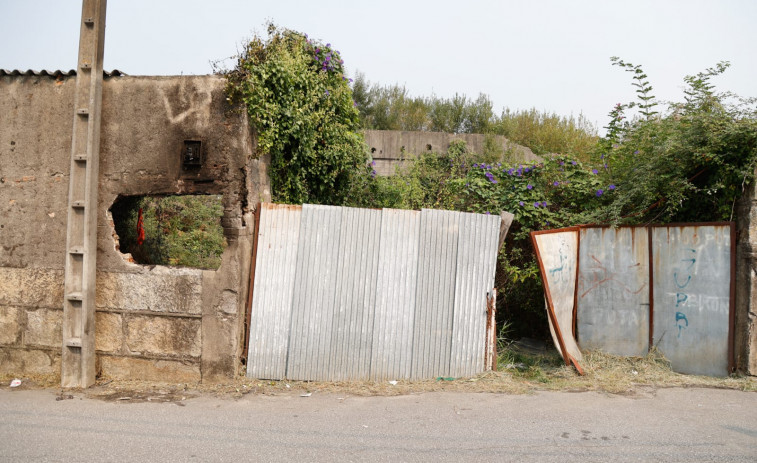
532,229,583,366
371,208,420,380
286,205,343,381
577,227,650,357
651,224,732,376
246,204,302,380
411,209,460,379
450,211,501,377
327,207,382,381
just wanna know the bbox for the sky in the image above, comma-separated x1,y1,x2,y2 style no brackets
1,0,755,133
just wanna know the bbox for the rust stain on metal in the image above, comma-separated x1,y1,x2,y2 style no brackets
530,228,575,368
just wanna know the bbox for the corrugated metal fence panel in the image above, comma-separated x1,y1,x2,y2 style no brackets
286,205,343,381
652,225,731,376
411,209,461,379
577,227,649,357
246,204,302,380
450,212,501,377
371,208,420,380
328,207,382,381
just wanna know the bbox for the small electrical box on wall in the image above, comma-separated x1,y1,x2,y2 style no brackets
182,140,203,169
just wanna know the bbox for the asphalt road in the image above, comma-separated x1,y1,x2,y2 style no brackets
1,387,755,462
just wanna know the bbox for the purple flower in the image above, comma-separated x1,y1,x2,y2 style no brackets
519,201,524,206
559,161,565,166
542,201,548,207
634,150,640,155
507,168,514,175
325,90,330,96
485,212,491,215
370,170,377,178
553,181,559,186
534,202,540,207
600,153,605,159
571,161,577,165
473,163,478,168
592,169,598,174
527,184,533,190
371,160,376,166
609,184,616,190
525,167,531,173
596,189,604,197
604,163,608,169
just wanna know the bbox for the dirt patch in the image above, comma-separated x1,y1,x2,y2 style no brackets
4,349,755,400
85,380,196,405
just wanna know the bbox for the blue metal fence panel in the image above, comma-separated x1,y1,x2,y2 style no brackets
651,225,732,376
577,227,650,357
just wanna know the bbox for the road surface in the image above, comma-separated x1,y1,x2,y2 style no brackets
1,387,755,462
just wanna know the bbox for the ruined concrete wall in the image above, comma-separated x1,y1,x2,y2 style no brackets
364,129,540,176
736,176,757,375
0,73,270,383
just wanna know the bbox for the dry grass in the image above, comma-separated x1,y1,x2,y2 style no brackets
3,349,755,400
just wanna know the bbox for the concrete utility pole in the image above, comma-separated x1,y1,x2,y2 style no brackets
61,0,107,388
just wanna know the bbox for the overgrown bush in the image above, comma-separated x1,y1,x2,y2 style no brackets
348,59,757,339
225,24,367,205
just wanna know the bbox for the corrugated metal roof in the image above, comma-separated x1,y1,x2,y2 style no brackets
0,69,125,78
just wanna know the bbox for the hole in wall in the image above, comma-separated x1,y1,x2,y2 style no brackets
426,144,432,151
110,194,226,269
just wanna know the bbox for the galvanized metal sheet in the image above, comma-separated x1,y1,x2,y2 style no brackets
370,208,420,380
533,230,582,362
327,207,382,381
651,225,732,376
286,205,343,381
246,204,302,380
450,212,501,377
577,227,649,357
247,203,501,381
411,209,460,379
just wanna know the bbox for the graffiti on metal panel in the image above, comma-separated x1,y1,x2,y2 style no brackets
579,255,647,299
673,248,695,338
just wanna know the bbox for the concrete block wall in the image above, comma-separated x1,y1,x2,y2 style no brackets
363,129,541,176
0,72,270,383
